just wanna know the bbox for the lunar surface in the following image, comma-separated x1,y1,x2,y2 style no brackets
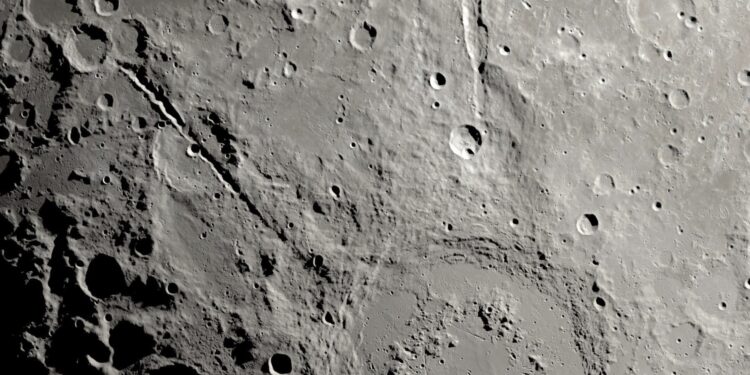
1,0,749,374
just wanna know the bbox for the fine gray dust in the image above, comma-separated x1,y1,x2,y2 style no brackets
1,0,749,374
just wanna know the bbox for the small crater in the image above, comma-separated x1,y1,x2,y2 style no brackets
0,124,11,142
449,124,482,160
128,276,174,308
329,185,341,199
187,144,201,157
1,75,17,89
429,72,447,90
657,144,682,166
595,296,606,308
576,213,599,236
593,173,615,195
667,89,690,109
208,14,229,35
1,239,21,260
114,19,149,58
166,282,179,295
69,24,109,69
684,15,698,28
268,353,293,375
291,6,317,23
130,232,154,256
312,254,324,269
6,35,34,63
500,45,511,56
738,70,750,87
47,319,112,372
663,49,673,61
68,127,81,145
8,101,36,127
94,0,120,16
661,321,702,359
349,21,377,51
96,93,114,110
282,61,297,77
85,254,126,299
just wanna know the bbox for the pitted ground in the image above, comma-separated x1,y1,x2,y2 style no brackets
1,0,749,374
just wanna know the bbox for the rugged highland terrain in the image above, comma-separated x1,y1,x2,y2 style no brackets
1,0,749,374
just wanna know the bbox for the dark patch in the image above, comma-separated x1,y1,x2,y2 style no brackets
48,236,79,295
0,256,47,346
0,238,23,260
114,220,131,247
583,213,599,228
128,275,174,308
58,287,98,323
14,217,37,241
39,199,77,235
1,74,17,89
46,319,111,374
110,320,156,370
120,176,131,192
280,5,295,32
9,358,48,375
42,36,74,138
269,353,293,374
123,19,150,58
312,201,324,215
160,344,177,358
136,190,149,210
201,110,239,166
74,24,108,42
68,170,91,184
0,211,13,238
236,258,250,273
363,21,377,38
0,149,23,194
188,141,242,193
229,338,257,365
85,254,126,299
260,254,275,276
347,204,362,231
304,254,331,282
